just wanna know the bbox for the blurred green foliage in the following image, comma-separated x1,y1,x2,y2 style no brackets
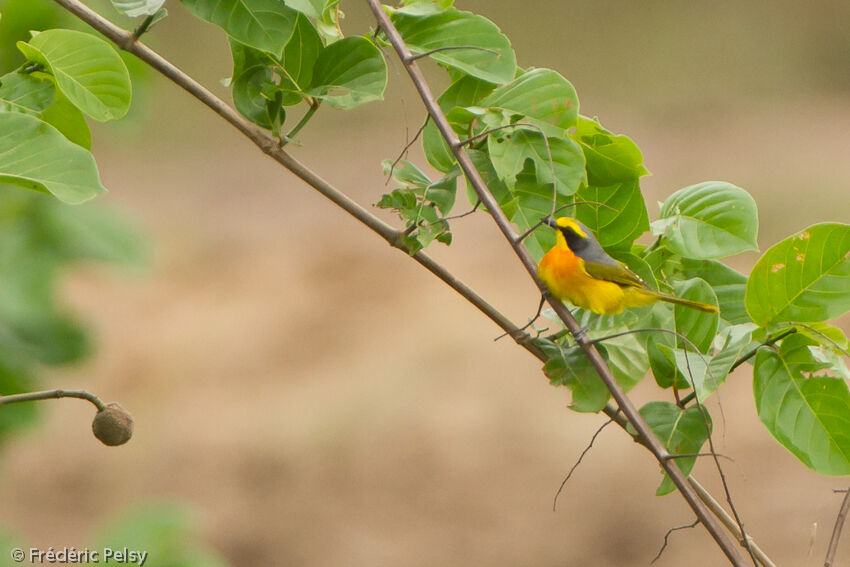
0,503,231,567
0,185,146,446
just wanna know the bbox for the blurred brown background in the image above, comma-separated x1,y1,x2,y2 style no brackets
2,1,850,565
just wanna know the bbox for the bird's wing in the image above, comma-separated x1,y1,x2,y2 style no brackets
582,258,649,289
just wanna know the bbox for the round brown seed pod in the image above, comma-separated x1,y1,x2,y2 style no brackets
92,402,134,446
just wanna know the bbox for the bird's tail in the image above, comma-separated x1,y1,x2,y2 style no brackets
640,288,719,313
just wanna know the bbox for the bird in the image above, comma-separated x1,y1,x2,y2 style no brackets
537,216,719,315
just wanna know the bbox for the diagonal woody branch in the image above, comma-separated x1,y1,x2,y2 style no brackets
364,1,745,564
48,0,758,564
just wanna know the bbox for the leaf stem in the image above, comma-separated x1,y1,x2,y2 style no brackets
283,100,320,144
0,389,105,412
132,14,156,39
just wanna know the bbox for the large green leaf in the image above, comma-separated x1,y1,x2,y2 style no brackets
483,68,578,132
307,36,387,108
389,7,516,84
180,0,297,57
587,326,648,392
504,160,564,261
0,70,53,113
649,337,691,390
422,75,495,173
572,116,649,185
110,0,165,17
281,12,323,89
754,334,850,475
651,181,758,260
283,0,326,18
696,323,756,400
672,277,718,353
232,65,275,129
679,258,749,325
540,341,610,413
574,180,648,250
640,401,711,495
0,112,105,203
39,87,91,150
17,30,131,122
487,128,585,197
746,223,850,327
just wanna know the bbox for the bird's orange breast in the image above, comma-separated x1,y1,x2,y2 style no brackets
538,245,627,315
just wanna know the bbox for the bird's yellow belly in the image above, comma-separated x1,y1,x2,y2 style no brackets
538,247,627,315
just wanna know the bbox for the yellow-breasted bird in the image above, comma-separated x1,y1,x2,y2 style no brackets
538,216,719,315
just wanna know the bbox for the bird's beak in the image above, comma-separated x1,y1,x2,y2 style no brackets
543,216,558,229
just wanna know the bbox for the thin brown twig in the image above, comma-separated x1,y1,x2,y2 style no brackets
0,389,105,411
651,519,700,564
366,1,745,563
385,116,429,184
553,418,613,511
824,481,850,567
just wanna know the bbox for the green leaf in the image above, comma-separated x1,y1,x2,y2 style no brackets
232,64,277,129
502,159,564,261
574,180,649,250
639,401,711,495
110,0,165,17
696,323,756,400
96,504,230,567
180,0,297,57
0,70,53,113
377,161,457,254
649,338,690,390
796,323,849,352
283,0,326,18
0,112,105,203
588,326,648,392
17,30,131,122
40,199,147,266
679,258,749,325
281,12,323,89
487,128,586,197
540,341,610,413
384,158,431,189
423,75,496,173
754,334,850,475
395,0,454,16
483,68,578,131
307,36,387,108
746,223,850,327
572,116,649,185
39,87,91,149
673,277,718,353
651,181,759,260
389,7,516,84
